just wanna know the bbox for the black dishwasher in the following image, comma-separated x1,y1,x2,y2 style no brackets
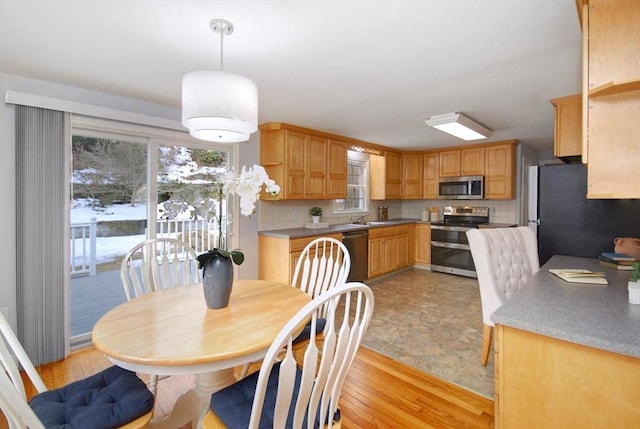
342,230,369,281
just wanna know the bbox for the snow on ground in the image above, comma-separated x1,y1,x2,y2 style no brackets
71,199,213,265
70,200,147,222
71,201,157,265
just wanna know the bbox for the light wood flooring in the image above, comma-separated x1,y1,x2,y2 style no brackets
1,345,494,428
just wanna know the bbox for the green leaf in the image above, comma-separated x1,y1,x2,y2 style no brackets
216,248,245,266
229,250,245,265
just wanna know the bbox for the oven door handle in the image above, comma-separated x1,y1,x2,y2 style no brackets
430,241,470,250
431,225,472,233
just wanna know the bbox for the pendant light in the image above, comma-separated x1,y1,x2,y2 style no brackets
182,19,258,143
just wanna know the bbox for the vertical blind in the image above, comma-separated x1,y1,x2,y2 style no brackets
15,105,67,365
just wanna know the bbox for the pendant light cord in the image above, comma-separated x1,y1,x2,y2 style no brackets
219,28,224,71
210,19,232,72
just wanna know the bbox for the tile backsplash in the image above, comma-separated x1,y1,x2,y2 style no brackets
259,198,518,231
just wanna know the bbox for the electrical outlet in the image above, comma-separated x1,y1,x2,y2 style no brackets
292,211,297,220
0,307,8,320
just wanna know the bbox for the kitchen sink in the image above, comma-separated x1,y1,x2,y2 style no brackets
347,221,388,226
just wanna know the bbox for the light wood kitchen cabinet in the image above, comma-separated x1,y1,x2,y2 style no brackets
422,152,439,199
401,152,423,199
407,224,416,265
438,150,461,177
368,229,390,278
370,152,402,200
258,233,342,285
259,127,327,199
484,141,516,199
496,324,640,428
385,151,402,199
550,94,582,160
439,147,484,177
460,147,485,176
394,233,409,268
415,223,431,265
582,0,640,198
326,139,348,199
367,225,412,278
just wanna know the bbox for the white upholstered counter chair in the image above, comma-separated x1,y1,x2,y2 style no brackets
466,226,540,366
0,312,154,429
202,282,374,429
120,237,201,396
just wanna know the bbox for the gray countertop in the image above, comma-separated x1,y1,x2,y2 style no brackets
259,219,518,239
492,254,640,358
258,218,422,239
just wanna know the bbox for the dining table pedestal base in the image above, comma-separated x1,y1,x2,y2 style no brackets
148,368,237,429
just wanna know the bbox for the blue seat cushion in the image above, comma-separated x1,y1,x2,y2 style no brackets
29,365,154,429
292,318,326,345
211,361,339,429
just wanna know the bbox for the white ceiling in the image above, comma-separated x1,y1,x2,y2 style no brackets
0,0,583,151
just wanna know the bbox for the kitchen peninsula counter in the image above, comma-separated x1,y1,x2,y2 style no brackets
492,254,640,428
492,254,640,357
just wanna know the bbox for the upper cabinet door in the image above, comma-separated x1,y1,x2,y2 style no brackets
385,151,402,199
285,130,308,199
484,143,516,199
551,94,582,160
326,139,347,199
422,152,439,199
460,147,485,176
402,152,423,199
439,150,461,177
306,134,327,199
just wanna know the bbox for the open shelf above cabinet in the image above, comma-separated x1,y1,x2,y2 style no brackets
588,78,640,98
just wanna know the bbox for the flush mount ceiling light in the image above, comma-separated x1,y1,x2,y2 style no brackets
182,19,258,143
424,112,493,141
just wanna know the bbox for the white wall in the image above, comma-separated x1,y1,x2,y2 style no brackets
0,72,260,322
237,135,260,279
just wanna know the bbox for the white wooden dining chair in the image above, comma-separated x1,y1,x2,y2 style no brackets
239,236,351,378
0,312,154,429
120,237,201,300
120,237,201,396
202,281,374,429
292,237,351,301
467,226,540,365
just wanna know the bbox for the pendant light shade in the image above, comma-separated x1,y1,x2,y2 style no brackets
182,70,258,142
182,19,258,143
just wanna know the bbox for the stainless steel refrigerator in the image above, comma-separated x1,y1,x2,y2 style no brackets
528,163,640,265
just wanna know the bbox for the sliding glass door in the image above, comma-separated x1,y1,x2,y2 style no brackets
69,117,234,347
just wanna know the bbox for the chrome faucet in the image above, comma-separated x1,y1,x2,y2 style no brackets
350,215,366,225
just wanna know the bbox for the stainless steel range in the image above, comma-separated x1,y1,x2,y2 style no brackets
430,206,489,278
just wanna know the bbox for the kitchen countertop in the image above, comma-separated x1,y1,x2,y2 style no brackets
492,254,640,359
258,218,422,239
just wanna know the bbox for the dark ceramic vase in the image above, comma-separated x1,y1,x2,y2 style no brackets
202,251,234,309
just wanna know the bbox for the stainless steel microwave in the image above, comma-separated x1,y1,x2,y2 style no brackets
438,176,484,199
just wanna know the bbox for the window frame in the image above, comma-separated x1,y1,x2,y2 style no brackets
333,151,370,215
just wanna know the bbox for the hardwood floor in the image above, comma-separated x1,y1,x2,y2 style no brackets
1,345,494,429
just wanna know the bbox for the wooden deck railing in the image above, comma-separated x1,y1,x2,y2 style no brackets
70,218,218,277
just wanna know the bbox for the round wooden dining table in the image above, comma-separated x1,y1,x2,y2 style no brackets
92,279,310,429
